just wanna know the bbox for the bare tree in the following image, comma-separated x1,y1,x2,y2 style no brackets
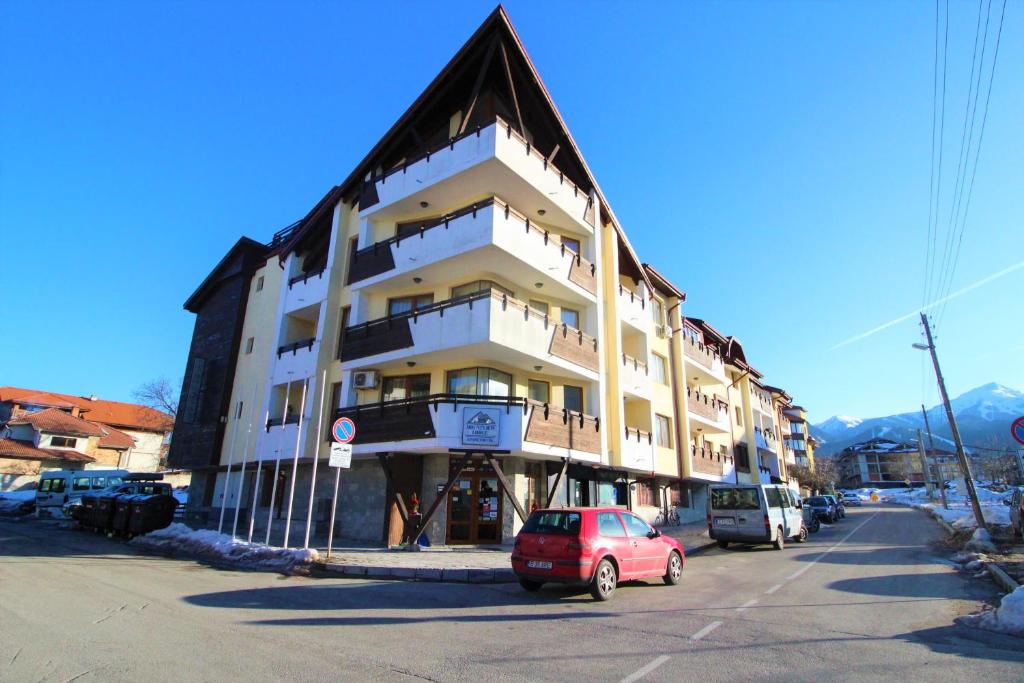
132,377,180,418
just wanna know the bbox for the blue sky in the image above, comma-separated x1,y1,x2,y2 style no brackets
1,1,1021,422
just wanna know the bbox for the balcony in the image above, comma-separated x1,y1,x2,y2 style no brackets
620,353,651,400
283,268,328,314
272,338,318,385
349,197,596,303
340,290,599,381
690,444,732,479
618,285,648,332
682,336,726,384
621,426,654,471
359,118,594,234
332,394,601,462
686,388,730,432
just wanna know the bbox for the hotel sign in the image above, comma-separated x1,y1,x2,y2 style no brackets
462,407,500,447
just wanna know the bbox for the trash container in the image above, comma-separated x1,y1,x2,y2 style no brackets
76,493,98,528
93,492,121,532
128,493,178,536
111,493,139,535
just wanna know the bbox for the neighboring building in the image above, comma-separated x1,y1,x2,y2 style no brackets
836,438,956,489
0,387,174,486
781,405,816,471
169,8,814,543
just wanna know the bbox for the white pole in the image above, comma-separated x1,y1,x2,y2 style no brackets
283,378,309,549
326,465,341,561
231,386,258,538
217,401,242,534
304,370,328,549
265,379,292,545
246,415,267,543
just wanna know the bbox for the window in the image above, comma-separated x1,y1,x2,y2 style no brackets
719,444,730,456
560,307,580,329
528,379,550,403
382,375,431,402
653,298,665,326
622,512,654,537
45,478,66,494
561,236,580,254
39,479,51,493
654,415,672,448
50,436,77,448
765,487,784,509
446,367,512,397
710,487,760,510
670,483,690,508
650,353,668,384
255,276,264,292
596,511,627,537
91,477,106,489
336,306,350,360
388,293,434,316
182,357,207,424
563,385,584,413
635,480,656,507
529,300,549,316
73,477,91,491
522,511,581,535
735,406,743,427
244,337,254,354
451,280,513,299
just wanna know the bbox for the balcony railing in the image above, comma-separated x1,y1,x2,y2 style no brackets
277,338,315,357
690,444,733,476
686,387,728,423
265,414,301,430
288,267,326,288
683,335,722,371
266,219,303,249
622,353,648,374
618,284,645,310
624,426,652,445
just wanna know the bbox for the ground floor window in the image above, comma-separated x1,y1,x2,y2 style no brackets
524,461,546,513
635,480,656,507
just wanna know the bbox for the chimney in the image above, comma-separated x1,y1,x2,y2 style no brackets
89,395,97,401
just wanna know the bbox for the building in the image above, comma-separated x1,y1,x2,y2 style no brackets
835,438,956,489
0,387,174,489
781,405,816,471
169,8,812,544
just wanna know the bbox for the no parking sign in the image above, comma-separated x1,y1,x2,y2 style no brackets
332,417,356,444
1011,416,1024,446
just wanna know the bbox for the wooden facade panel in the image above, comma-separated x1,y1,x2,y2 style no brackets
687,395,719,422
524,409,600,454
548,327,599,372
340,318,414,361
568,257,597,295
348,248,396,284
691,448,727,476
335,402,435,444
683,341,716,370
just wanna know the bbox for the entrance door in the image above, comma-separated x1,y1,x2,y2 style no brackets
446,468,503,544
384,454,424,547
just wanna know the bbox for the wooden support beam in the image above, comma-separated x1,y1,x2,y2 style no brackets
458,35,499,135
484,453,528,523
408,454,470,543
377,453,409,524
545,144,560,165
498,41,525,137
546,458,569,508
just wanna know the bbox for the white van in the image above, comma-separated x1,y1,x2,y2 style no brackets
707,484,807,550
36,469,129,515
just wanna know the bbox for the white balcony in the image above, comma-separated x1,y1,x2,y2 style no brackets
620,354,651,400
283,269,328,314
340,290,599,382
255,422,303,462
682,336,727,385
359,118,594,235
335,396,602,463
618,285,649,332
349,197,596,304
686,389,730,434
272,339,319,385
621,427,655,472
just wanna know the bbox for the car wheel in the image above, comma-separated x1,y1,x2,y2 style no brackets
773,526,785,551
590,558,617,601
796,525,808,543
663,551,683,586
518,578,543,592
717,540,729,549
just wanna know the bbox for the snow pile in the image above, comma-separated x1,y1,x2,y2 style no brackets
882,482,1013,530
962,585,1024,637
0,489,35,513
965,528,998,554
130,523,319,571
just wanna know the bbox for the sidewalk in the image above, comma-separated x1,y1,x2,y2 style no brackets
313,520,715,584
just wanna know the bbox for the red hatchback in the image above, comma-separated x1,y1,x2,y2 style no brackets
511,507,685,600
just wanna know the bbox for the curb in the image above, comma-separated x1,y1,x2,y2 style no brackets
987,563,1020,593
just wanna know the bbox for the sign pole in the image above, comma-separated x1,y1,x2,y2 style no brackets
304,370,328,550
326,466,341,561
265,379,291,545
325,415,356,560
231,385,258,539
283,378,309,549
246,413,267,544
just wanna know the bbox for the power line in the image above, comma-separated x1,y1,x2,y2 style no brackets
923,0,942,309
924,0,950,309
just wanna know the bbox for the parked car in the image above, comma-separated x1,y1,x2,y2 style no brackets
1005,488,1024,539
825,494,845,519
511,507,684,601
842,496,863,507
707,484,807,550
36,469,128,516
799,498,821,532
804,496,836,523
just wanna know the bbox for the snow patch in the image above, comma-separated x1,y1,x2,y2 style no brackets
962,585,1024,637
130,523,318,571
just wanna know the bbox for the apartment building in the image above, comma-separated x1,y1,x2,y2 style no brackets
781,405,817,471
836,438,956,489
169,8,811,545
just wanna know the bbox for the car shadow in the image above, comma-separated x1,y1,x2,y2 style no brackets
825,572,994,600
788,547,934,566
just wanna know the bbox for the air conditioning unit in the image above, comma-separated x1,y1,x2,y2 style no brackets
353,370,379,389
655,324,670,339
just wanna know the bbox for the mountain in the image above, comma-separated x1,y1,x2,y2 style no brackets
812,382,1024,457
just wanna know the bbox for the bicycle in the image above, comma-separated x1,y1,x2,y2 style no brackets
653,508,681,527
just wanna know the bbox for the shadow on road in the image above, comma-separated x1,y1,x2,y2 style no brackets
788,547,931,566
826,572,989,600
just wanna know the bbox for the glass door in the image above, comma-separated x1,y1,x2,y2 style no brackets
475,477,500,542
446,471,503,544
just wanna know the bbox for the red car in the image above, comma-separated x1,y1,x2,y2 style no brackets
511,507,685,600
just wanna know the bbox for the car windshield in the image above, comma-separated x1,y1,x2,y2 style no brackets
710,488,761,510
521,511,581,535
807,497,827,505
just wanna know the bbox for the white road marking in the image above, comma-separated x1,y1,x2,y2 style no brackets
736,598,758,612
764,584,783,595
621,655,671,683
787,512,878,581
689,621,723,641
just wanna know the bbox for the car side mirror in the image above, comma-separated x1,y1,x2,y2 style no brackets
648,529,661,539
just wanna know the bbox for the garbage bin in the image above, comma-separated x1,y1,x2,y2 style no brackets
128,494,178,536
93,492,121,532
111,493,138,535
76,492,98,528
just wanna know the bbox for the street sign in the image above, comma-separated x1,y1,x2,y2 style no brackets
329,442,352,468
1011,416,1024,446
332,417,356,444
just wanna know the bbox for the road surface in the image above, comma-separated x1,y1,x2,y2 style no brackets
1,505,1020,682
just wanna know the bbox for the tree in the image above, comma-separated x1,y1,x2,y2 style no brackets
132,377,180,418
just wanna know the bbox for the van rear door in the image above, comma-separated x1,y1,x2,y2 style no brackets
36,476,67,508
709,487,765,538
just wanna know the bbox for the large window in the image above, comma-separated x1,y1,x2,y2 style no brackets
388,294,434,316
560,236,581,254
50,436,77,448
451,280,513,299
529,300,549,316
650,353,668,384
446,367,512,397
653,297,665,326
382,375,431,402
654,415,672,448
560,307,580,329
563,385,584,413
528,379,550,403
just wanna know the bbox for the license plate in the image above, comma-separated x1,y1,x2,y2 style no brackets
527,560,552,570
715,517,736,526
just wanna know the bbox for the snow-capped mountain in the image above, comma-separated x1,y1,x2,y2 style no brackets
812,382,1024,456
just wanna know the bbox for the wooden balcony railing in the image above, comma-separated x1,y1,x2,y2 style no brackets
683,335,722,371
276,338,315,357
618,284,646,310
690,444,732,476
686,387,728,423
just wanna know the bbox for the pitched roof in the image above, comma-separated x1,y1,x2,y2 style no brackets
184,237,268,312
9,408,106,437
0,438,95,463
0,387,174,433
96,424,136,450
642,264,686,300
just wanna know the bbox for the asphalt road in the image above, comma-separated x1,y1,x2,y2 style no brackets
1,505,1021,682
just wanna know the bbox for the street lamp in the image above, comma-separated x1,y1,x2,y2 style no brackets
911,343,930,351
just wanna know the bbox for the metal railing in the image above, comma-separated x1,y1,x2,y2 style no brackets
288,268,326,288
276,338,315,357
267,219,303,249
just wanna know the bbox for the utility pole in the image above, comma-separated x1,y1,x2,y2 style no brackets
917,313,985,530
915,430,934,499
921,404,948,509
